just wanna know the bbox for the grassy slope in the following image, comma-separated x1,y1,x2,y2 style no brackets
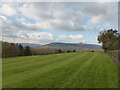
2,52,118,88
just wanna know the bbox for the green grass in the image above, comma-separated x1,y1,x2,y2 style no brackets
2,52,118,88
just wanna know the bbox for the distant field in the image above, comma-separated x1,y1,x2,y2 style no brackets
3,52,118,88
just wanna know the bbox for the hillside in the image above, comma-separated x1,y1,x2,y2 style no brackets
40,42,102,50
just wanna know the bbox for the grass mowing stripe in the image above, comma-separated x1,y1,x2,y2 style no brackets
68,53,118,88
34,53,92,88
53,52,95,88
2,52,118,88
3,53,68,65
85,53,108,88
73,53,112,88
3,53,87,88
3,53,72,65
59,52,99,88
81,53,107,88
3,53,78,77
3,53,70,71
7,53,89,88
75,53,99,88
102,53,118,88
2,55,48,63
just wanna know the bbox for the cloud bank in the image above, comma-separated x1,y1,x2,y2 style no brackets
0,2,118,44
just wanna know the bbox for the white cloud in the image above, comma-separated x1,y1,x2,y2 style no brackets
27,32,54,40
0,15,22,38
1,2,118,32
0,15,7,21
0,2,118,44
18,3,85,31
2,36,42,44
58,34,84,40
1,3,17,16
91,15,102,24
2,31,55,44
27,32,55,44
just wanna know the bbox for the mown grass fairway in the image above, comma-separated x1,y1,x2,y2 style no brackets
3,52,118,88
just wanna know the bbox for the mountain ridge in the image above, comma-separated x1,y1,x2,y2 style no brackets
40,42,102,50
20,43,41,47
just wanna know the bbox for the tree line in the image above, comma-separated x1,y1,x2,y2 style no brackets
2,42,32,58
2,42,77,58
31,47,76,55
97,29,120,51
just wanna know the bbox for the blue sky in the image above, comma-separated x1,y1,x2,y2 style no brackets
0,2,118,45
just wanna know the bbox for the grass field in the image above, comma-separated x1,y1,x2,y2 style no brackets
3,52,118,88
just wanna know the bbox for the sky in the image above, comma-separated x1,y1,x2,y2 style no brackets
0,1,118,45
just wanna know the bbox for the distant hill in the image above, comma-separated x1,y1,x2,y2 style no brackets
20,43,41,47
40,42,102,50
